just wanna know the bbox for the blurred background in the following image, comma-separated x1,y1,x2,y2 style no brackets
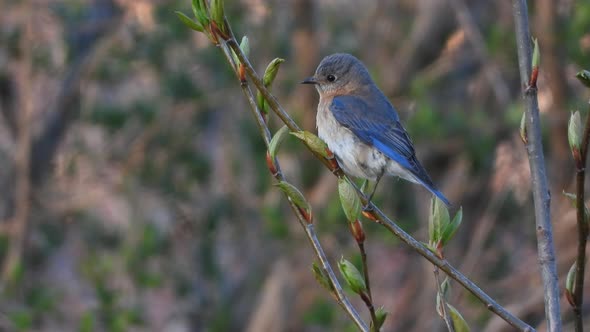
0,0,589,331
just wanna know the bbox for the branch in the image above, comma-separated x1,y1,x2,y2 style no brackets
357,241,377,330
512,1,562,331
216,37,369,332
573,102,590,331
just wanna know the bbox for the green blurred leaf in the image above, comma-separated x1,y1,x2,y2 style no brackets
268,125,290,159
448,304,470,332
174,11,204,32
337,178,361,222
338,258,366,294
291,131,329,158
275,181,312,217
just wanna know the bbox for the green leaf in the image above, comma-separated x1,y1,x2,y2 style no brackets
531,37,540,69
441,207,462,246
312,262,333,291
338,178,361,222
576,70,590,88
192,0,204,13
568,111,583,151
338,258,366,294
175,11,204,32
210,0,225,28
291,131,329,158
275,181,311,217
193,0,210,27
263,58,285,87
268,125,290,159
566,262,577,295
447,304,470,332
429,196,450,246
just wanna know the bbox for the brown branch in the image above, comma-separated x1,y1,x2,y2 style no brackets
357,242,377,330
573,101,590,332
512,1,562,331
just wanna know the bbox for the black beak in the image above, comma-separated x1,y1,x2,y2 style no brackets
301,76,318,84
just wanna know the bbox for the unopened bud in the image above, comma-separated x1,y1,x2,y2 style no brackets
263,58,285,87
338,258,366,294
349,219,365,243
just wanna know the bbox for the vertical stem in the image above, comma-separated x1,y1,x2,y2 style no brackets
573,103,590,332
512,1,562,331
358,242,377,330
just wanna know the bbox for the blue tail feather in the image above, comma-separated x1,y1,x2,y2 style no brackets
420,181,451,208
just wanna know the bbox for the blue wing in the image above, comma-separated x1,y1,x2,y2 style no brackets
330,95,450,206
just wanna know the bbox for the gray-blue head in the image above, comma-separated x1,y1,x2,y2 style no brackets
301,53,374,95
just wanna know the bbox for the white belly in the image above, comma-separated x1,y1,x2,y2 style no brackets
316,98,419,183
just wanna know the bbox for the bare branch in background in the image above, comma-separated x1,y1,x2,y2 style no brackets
512,0,562,330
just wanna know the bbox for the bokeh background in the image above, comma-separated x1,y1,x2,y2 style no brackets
0,0,589,331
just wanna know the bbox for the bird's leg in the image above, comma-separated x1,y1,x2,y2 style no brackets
363,173,383,211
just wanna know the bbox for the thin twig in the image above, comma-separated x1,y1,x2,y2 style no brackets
357,242,377,330
217,37,369,332
512,1,562,331
573,101,590,332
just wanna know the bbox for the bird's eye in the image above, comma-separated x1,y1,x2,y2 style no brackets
326,74,336,82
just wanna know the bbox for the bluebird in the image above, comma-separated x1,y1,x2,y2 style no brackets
302,53,450,206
